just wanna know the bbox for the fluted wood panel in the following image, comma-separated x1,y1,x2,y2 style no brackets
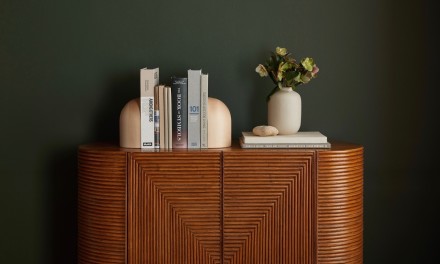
317,146,364,264
128,152,222,264
78,146,127,264
78,142,364,264
223,151,316,264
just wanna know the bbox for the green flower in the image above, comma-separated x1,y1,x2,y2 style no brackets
301,57,315,71
256,46,319,100
276,47,287,56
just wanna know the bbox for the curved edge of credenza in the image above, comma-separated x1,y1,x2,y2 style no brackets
77,145,127,264
316,144,364,264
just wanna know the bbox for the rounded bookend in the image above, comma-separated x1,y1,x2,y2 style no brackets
207,97,231,148
119,97,231,148
119,98,141,148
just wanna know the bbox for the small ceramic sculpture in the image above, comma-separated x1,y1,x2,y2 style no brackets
119,97,231,148
252,125,279,137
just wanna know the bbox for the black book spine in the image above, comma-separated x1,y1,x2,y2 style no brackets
171,77,188,148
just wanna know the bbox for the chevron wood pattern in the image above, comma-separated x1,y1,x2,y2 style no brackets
78,142,363,264
317,144,364,264
128,151,222,264
223,150,316,264
78,145,127,264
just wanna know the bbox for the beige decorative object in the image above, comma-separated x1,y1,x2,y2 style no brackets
208,97,232,148
119,97,231,149
252,125,279,136
119,98,141,148
268,87,301,134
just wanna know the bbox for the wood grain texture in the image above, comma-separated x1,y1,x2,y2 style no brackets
223,151,316,264
77,145,127,264
77,142,364,264
317,145,364,264
128,152,222,264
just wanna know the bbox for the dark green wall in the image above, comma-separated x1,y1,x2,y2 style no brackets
1,0,437,263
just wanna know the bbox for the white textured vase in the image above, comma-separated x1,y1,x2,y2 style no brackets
267,87,301,134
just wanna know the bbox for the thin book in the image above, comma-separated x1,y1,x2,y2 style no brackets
200,73,208,148
239,136,331,149
166,86,172,149
241,131,328,144
158,85,166,149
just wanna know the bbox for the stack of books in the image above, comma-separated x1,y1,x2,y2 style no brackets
239,131,331,149
140,67,209,149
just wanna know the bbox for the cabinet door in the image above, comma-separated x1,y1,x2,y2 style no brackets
128,151,222,264
223,151,316,264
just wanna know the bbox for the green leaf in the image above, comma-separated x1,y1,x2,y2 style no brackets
293,72,302,83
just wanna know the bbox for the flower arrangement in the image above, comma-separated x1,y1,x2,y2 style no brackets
256,47,319,101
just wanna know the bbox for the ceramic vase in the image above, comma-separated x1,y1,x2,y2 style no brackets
267,87,301,134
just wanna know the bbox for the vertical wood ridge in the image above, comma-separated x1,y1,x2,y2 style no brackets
317,147,364,264
78,148,126,264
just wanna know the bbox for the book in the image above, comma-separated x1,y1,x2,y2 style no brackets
187,69,202,148
158,85,166,149
239,137,331,149
166,86,173,149
241,131,328,144
154,85,160,149
200,73,208,148
171,77,188,148
140,67,159,149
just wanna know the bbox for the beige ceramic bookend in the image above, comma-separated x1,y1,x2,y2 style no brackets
119,98,141,148
207,97,231,148
119,97,231,149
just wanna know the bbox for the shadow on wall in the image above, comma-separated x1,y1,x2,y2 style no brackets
46,147,78,264
45,71,140,263
91,70,140,144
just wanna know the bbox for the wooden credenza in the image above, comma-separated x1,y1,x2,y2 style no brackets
78,141,363,264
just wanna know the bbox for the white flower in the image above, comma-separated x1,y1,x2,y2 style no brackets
255,64,268,77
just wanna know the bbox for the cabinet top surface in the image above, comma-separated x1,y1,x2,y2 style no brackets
78,140,363,153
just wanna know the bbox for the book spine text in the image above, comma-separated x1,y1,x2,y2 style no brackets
200,73,208,148
140,67,159,149
188,69,202,148
171,77,188,148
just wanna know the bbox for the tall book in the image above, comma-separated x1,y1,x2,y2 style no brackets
158,85,166,149
140,67,159,149
200,73,209,148
187,69,202,148
171,77,188,148
154,85,160,149
166,86,173,149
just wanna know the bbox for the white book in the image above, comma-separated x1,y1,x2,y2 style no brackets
154,85,160,149
188,69,202,148
241,131,328,144
239,137,331,149
166,86,173,149
140,67,159,149
158,85,166,149
200,73,208,148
